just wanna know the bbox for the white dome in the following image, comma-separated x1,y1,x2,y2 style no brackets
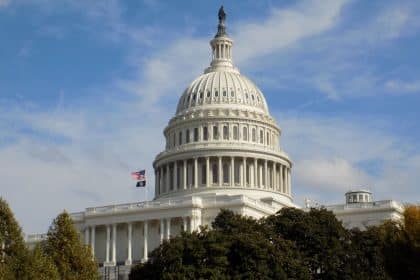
176,71,269,115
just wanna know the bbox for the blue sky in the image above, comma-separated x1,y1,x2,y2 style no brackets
1,0,419,234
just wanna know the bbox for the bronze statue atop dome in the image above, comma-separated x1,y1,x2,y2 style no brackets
218,6,226,24
215,6,227,37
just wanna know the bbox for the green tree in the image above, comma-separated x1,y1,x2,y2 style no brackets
42,211,99,280
349,227,390,280
264,207,351,280
0,197,30,280
130,209,310,280
26,244,60,280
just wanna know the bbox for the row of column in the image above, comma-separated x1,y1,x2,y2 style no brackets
84,216,199,266
155,157,291,196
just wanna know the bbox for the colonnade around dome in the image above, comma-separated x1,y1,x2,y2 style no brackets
154,156,291,198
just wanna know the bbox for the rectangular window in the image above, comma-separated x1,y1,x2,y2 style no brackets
223,125,229,140
194,128,199,142
201,164,206,185
233,126,238,140
213,126,219,140
203,126,208,140
179,131,183,145
186,130,190,143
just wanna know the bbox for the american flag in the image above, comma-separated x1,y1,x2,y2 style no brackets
131,170,145,181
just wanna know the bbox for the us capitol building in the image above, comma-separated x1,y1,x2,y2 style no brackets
27,7,404,278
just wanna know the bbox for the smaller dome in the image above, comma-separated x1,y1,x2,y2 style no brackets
176,69,269,115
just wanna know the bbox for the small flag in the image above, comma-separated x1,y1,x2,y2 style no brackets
136,181,146,187
131,170,146,181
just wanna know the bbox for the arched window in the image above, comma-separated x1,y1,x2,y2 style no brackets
223,164,229,184
186,129,190,143
260,130,264,144
212,164,218,184
179,131,183,145
213,126,219,140
203,126,208,140
266,132,270,145
252,128,256,142
243,127,248,141
207,90,211,97
233,126,238,140
223,125,228,140
194,127,199,142
172,133,176,147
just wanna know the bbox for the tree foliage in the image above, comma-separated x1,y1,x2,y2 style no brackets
379,205,420,280
0,197,30,279
41,211,99,280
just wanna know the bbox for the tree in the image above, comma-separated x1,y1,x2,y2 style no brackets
26,244,60,280
130,210,310,280
380,205,420,280
264,207,352,280
349,227,390,280
0,197,30,280
42,211,99,280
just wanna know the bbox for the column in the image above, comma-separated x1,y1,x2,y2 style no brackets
194,158,198,188
206,157,210,187
166,218,171,240
173,161,178,191
218,157,222,187
160,219,164,244
90,226,95,258
166,164,170,192
288,168,291,195
242,157,246,186
230,157,234,186
126,223,132,265
159,167,163,194
259,163,263,187
272,163,276,190
112,224,117,264
183,216,188,232
84,227,89,245
254,158,258,188
143,221,148,261
106,225,110,263
264,160,268,189
183,160,187,190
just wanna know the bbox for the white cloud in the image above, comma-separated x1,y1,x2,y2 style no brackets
385,79,420,94
233,0,348,64
277,112,419,205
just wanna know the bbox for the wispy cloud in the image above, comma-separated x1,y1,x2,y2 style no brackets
385,79,420,94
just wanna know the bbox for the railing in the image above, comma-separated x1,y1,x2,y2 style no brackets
156,141,288,158
325,200,404,212
85,197,203,215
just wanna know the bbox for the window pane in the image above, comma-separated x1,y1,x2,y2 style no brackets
223,125,228,140
194,128,199,142
212,164,218,183
223,164,229,183
213,126,218,139
233,126,238,140
203,126,208,140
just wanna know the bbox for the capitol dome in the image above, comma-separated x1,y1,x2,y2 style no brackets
153,6,293,206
